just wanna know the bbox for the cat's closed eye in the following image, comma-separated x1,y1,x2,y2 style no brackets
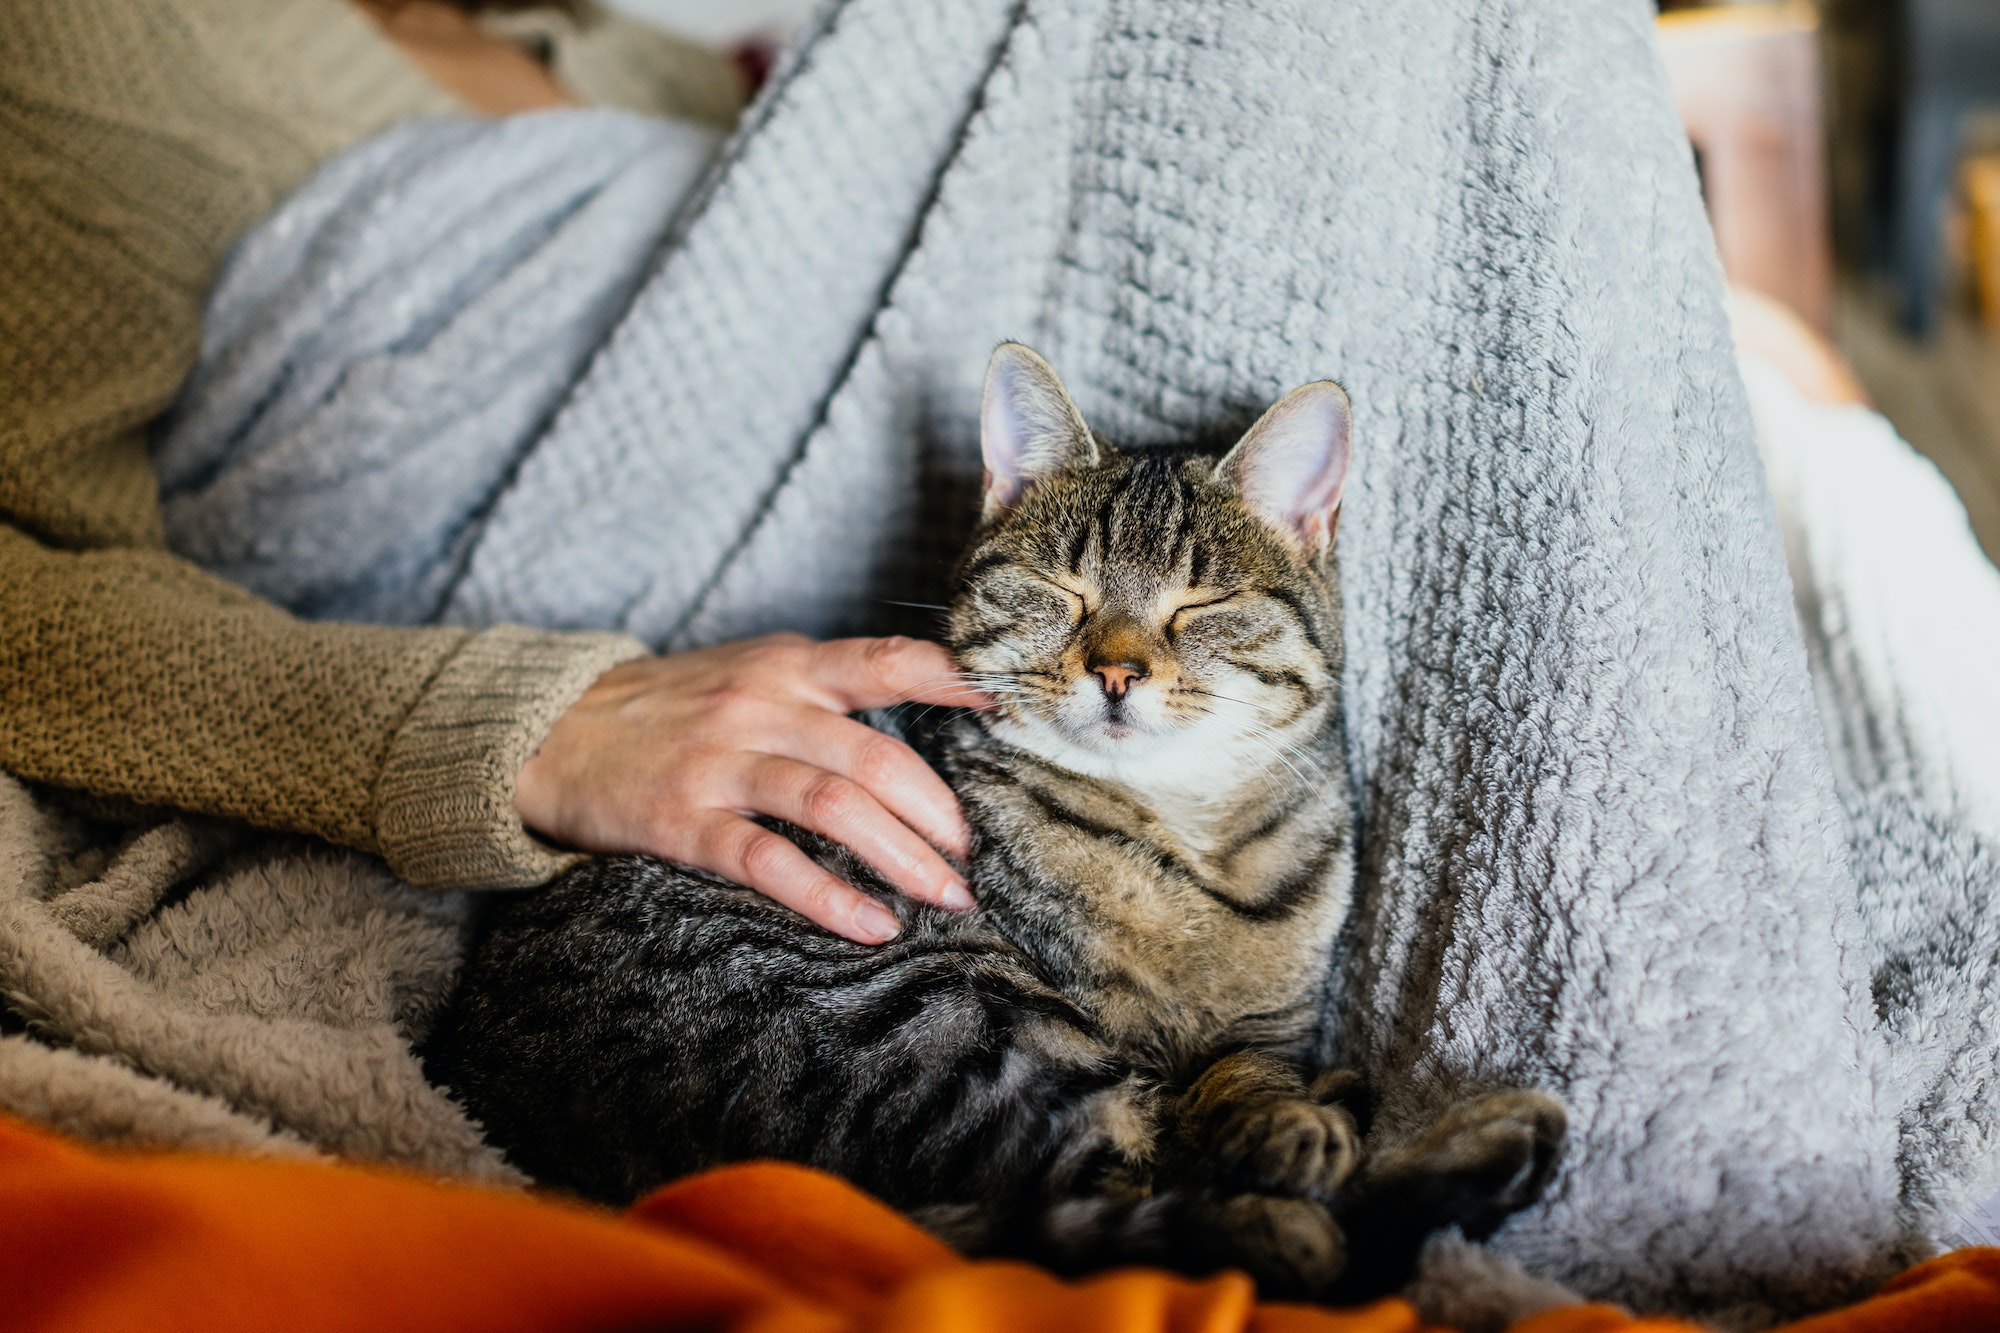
1040,574,1093,619
1164,590,1238,634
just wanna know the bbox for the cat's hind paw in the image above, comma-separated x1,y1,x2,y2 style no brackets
1376,1089,1567,1232
1324,1089,1567,1303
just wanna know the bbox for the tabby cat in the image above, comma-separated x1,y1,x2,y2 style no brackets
426,344,1565,1299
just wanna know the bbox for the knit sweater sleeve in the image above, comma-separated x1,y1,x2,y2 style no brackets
0,529,644,889
0,0,648,890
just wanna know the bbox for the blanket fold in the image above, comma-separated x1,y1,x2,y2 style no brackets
0,778,512,1180
5,0,1999,1323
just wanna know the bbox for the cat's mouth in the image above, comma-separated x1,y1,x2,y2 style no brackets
1046,677,1174,750
1042,714,1163,759
1100,693,1132,731
973,666,1223,762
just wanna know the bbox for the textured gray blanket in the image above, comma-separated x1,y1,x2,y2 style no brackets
12,0,2000,1322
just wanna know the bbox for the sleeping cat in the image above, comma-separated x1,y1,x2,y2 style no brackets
425,344,1564,1299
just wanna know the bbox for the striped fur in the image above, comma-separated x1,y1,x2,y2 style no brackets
427,350,1564,1299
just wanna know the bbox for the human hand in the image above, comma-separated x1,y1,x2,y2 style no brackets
514,634,990,944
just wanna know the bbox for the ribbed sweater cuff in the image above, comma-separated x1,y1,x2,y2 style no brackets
372,624,647,891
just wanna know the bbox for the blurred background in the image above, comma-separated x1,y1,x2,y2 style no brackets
462,0,2000,560
1656,0,2000,560
602,0,813,44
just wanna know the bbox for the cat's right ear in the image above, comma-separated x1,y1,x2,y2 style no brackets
981,342,1099,523
1214,381,1351,559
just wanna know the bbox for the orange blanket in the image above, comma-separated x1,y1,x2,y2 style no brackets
1,1113,1995,1333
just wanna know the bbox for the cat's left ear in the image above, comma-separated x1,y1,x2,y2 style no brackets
981,342,1102,523
1214,381,1351,558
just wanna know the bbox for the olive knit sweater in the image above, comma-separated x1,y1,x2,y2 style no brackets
0,0,647,890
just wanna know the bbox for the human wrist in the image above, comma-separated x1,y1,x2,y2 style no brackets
372,624,646,890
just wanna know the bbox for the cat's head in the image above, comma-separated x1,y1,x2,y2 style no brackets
949,343,1349,787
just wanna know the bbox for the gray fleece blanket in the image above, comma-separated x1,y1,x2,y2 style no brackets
6,0,2000,1323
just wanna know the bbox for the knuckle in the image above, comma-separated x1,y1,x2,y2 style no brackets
800,771,862,828
654,756,716,806
636,780,690,838
733,644,788,682
689,811,739,857
641,807,684,855
798,874,846,917
670,820,721,872
849,734,906,790
752,632,811,664
736,829,793,883
863,635,914,681
703,685,762,727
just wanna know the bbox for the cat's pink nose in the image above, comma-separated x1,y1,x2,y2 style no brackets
1091,661,1149,699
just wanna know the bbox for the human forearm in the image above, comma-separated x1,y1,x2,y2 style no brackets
0,527,642,887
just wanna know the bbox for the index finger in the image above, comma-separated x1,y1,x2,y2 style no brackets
803,636,996,712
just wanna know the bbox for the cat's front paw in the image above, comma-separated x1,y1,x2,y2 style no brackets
1209,1094,1361,1201
1177,1052,1364,1200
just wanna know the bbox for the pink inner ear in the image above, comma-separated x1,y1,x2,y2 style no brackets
979,344,1093,519
981,378,1030,493
980,464,1023,515
1230,382,1351,553
980,379,1034,517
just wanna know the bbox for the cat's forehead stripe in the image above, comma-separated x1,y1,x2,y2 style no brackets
966,447,1317,607
1064,504,1093,576
1092,455,1191,575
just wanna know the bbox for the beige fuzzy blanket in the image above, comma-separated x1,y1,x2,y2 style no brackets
0,772,514,1182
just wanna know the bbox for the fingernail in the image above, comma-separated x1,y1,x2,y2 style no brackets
940,879,975,911
854,899,902,944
